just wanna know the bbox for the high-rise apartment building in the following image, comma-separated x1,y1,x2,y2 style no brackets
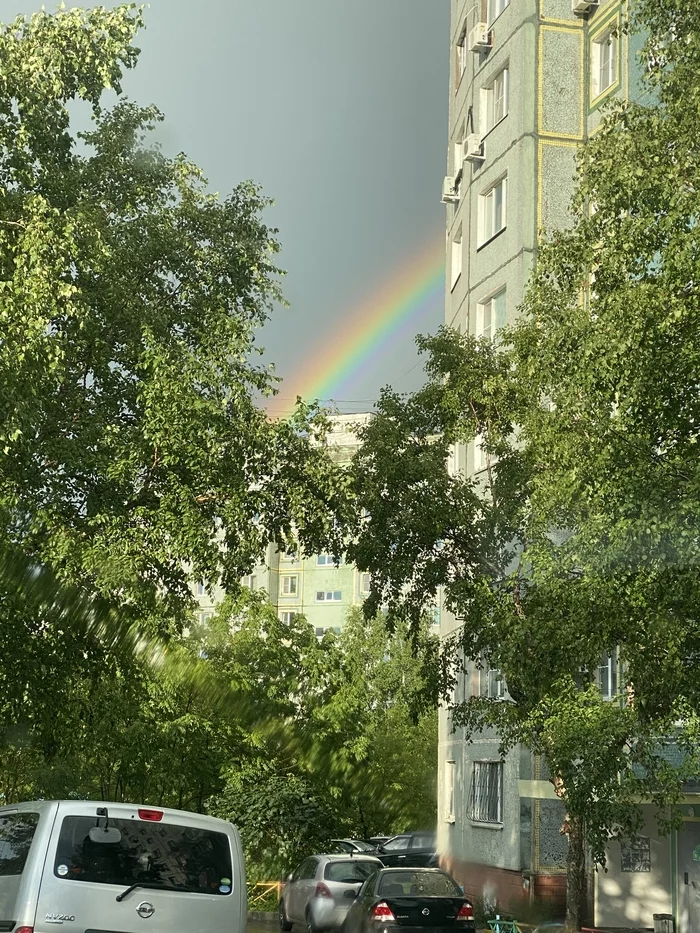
193,414,399,637
437,0,675,927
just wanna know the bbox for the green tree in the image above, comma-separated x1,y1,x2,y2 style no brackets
0,4,351,627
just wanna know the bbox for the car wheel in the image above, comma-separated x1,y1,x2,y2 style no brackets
279,899,293,932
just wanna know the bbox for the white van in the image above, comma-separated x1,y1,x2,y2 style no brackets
0,799,246,933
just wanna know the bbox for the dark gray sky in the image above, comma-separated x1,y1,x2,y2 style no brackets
6,1,449,415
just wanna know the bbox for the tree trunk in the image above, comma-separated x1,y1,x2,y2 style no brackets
565,815,586,932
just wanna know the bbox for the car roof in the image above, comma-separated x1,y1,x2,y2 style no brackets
378,867,446,874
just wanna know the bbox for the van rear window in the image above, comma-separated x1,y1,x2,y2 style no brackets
0,812,39,876
54,816,233,895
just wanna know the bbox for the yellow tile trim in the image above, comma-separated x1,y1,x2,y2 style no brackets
538,25,585,139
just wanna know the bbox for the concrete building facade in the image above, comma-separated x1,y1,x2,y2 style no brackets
193,414,386,637
436,0,682,925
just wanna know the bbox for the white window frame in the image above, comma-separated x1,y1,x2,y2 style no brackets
488,0,510,26
241,574,256,590
476,289,507,341
451,226,463,290
470,760,503,824
360,572,371,596
315,590,342,603
474,433,487,473
479,666,505,699
280,611,297,624
454,120,465,177
482,66,509,136
598,651,618,701
280,574,298,596
478,176,507,246
317,554,343,566
591,28,617,100
445,761,456,823
456,25,468,85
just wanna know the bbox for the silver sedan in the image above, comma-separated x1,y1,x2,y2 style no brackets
280,853,383,933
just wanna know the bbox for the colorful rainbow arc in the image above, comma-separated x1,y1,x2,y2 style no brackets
268,236,445,416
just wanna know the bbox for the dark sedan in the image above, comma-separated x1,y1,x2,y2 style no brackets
371,832,437,868
342,867,475,933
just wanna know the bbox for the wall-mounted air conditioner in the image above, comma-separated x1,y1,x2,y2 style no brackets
469,23,491,52
463,134,484,164
441,176,460,204
572,0,599,13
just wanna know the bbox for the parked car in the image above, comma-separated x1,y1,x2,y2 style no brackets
367,835,391,847
370,831,437,867
280,853,383,933
0,798,246,933
332,839,375,854
342,867,475,933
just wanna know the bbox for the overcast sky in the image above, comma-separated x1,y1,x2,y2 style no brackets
5,1,449,415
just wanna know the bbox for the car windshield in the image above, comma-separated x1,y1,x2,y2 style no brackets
54,816,232,895
325,860,379,883
378,871,462,897
382,836,410,851
352,840,373,851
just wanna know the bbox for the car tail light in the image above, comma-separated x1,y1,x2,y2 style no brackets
138,808,164,822
16,927,33,933
371,902,396,921
315,882,333,898
457,902,474,921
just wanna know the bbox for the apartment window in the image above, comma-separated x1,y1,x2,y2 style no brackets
483,67,509,134
456,26,468,84
315,627,325,637
200,611,213,625
360,572,371,595
474,433,487,473
317,554,342,566
281,550,297,562
621,837,651,872
478,177,507,245
280,574,298,596
470,761,503,823
451,226,463,289
479,663,505,699
195,582,205,597
454,120,465,177
316,590,342,602
488,0,510,24
476,289,507,340
598,651,618,700
445,761,456,823
592,29,617,99
280,611,297,624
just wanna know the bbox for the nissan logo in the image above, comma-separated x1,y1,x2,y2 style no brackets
136,901,155,919
422,908,430,916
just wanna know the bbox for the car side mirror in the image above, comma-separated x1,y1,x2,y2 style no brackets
344,889,358,899
286,873,294,883
377,845,386,854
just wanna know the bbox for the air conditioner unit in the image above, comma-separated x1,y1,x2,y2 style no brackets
468,23,491,52
463,134,484,163
572,0,599,13
441,176,460,204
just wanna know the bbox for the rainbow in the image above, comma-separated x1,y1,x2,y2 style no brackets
268,235,445,416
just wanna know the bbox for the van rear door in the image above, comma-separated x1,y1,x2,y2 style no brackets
34,802,243,933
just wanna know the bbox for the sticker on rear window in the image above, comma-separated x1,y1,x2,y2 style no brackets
221,876,231,885
56,864,68,877
219,884,231,893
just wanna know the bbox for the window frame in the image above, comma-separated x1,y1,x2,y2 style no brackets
591,26,618,101
456,24,468,87
476,288,507,341
451,225,463,290
482,65,509,136
487,0,510,26
280,574,299,597
315,590,342,603
469,760,504,824
445,760,456,823
478,176,507,247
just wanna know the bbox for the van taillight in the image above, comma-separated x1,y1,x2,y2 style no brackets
456,902,474,921
138,808,164,822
